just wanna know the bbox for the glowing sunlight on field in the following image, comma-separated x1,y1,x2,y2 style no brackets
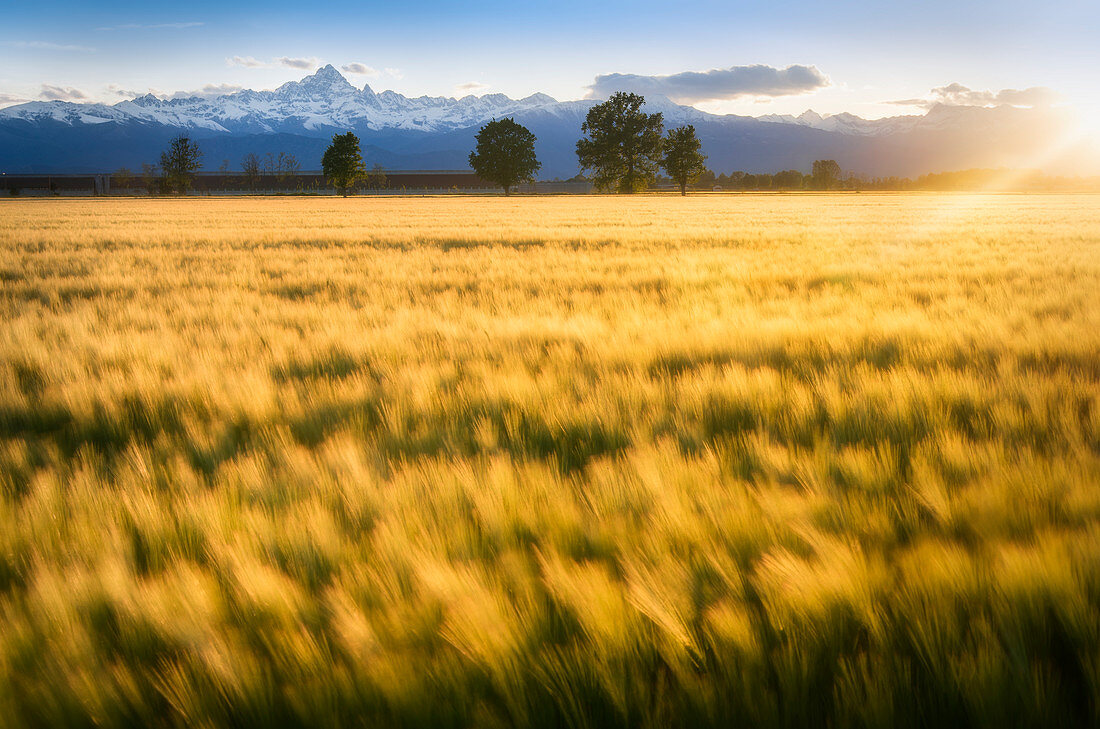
1,193,1098,728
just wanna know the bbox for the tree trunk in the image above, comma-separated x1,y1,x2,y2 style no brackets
680,181,687,196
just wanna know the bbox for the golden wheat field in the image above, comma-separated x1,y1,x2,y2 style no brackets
1,194,1099,728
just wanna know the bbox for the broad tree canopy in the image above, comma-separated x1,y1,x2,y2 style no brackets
576,92,664,193
468,118,541,195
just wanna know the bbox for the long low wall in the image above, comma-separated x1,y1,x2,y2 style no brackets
2,172,594,195
186,171,490,192
2,175,112,193
1,171,484,194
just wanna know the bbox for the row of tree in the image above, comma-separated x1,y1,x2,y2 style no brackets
145,92,849,195
463,93,709,195
240,152,301,189
575,93,706,194
693,166,1085,191
120,143,303,194
693,161,843,191
318,92,710,196
461,94,842,194
126,142,386,194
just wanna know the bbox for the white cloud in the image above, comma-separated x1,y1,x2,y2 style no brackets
39,84,89,101
588,64,829,103
107,84,144,98
341,63,403,81
888,83,1060,110
456,81,490,95
342,63,380,77
277,56,320,71
227,55,266,68
4,40,95,52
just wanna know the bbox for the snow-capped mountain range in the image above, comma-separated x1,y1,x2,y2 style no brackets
2,65,568,134
0,65,1086,177
0,64,924,136
1,64,703,135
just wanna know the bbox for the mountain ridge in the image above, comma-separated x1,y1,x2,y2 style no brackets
1,64,1021,138
0,65,1089,178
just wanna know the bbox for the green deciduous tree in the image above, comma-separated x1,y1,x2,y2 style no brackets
812,159,842,190
773,169,806,190
576,92,664,193
159,136,202,194
467,118,541,195
661,125,707,195
322,132,366,196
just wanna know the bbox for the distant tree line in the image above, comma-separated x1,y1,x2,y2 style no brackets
681,166,1097,192
241,152,302,189
132,115,1096,197
694,163,843,191
460,92,843,195
134,139,312,194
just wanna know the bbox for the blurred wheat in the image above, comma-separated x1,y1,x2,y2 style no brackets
0,194,1098,728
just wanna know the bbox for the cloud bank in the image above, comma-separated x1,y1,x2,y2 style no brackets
456,81,490,95
889,83,1060,110
588,64,829,103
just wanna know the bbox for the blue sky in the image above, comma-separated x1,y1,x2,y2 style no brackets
2,0,1097,127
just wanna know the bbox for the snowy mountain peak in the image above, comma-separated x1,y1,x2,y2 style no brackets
275,64,358,99
130,93,163,108
307,64,351,86
314,63,343,78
